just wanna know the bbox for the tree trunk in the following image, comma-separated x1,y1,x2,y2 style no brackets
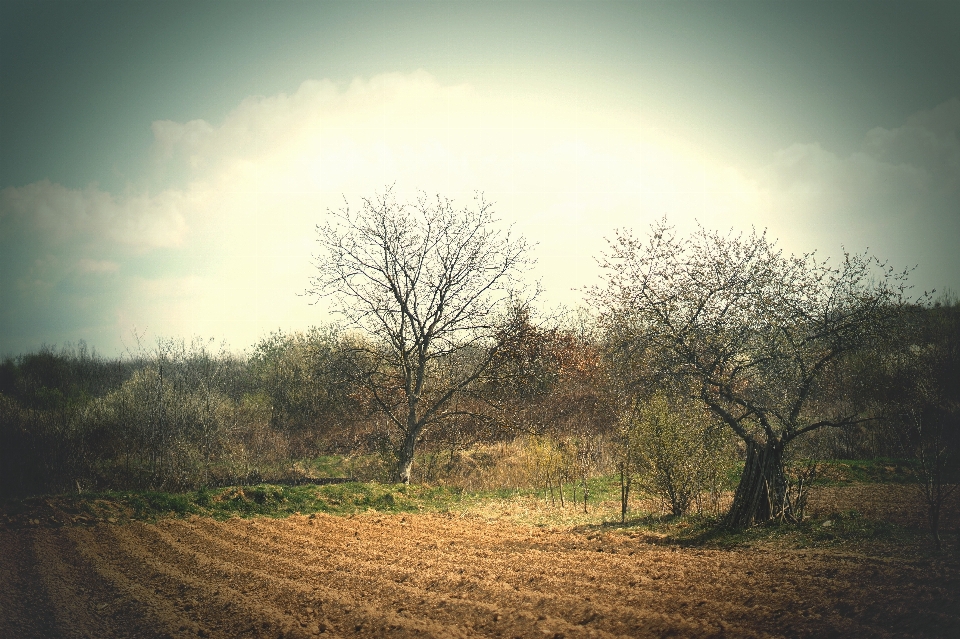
582,473,589,513
395,426,419,484
620,460,631,523
930,500,942,552
726,438,787,528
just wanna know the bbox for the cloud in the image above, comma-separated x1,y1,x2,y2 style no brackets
76,259,120,274
2,71,956,355
130,70,738,350
0,180,188,249
863,98,960,184
748,97,960,292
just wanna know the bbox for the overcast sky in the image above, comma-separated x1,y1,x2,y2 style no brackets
2,0,959,357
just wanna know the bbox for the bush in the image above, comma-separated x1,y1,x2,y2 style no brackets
625,392,735,517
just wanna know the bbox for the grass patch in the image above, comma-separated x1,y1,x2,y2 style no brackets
577,506,941,558
310,455,357,477
0,482,482,524
812,458,920,485
128,491,199,519
2,461,950,560
0,474,623,527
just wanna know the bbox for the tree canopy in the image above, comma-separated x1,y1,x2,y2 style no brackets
592,219,912,526
308,188,533,483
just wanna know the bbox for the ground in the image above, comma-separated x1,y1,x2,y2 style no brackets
1,484,958,638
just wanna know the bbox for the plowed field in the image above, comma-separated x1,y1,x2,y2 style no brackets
2,510,958,639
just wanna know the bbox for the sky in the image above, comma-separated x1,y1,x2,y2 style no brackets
1,0,959,357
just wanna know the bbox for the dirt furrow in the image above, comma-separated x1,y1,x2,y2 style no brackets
31,527,171,639
258,518,776,627
161,518,615,639
247,515,931,638
68,525,239,639
0,529,65,638
112,521,472,638
3,512,958,638
177,516,758,638
71,531,274,637
103,522,355,638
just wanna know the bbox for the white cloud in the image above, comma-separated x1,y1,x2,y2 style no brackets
3,71,956,355
120,71,737,349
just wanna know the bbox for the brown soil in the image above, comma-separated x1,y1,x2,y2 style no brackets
808,483,960,530
2,506,959,639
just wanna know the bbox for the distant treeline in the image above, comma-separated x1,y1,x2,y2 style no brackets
1,301,957,500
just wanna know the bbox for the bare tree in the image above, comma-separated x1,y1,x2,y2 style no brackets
592,219,910,527
309,188,533,484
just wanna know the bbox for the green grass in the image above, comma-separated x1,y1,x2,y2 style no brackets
716,457,921,489
812,458,920,485
293,455,357,478
577,507,940,558
72,482,472,521
2,457,948,558
42,480,533,522
0,472,625,526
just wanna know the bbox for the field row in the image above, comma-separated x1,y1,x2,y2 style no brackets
2,510,958,638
